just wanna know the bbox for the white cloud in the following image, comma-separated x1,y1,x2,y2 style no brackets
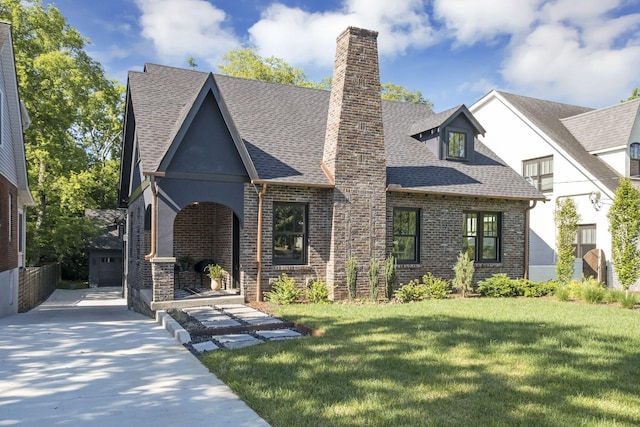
247,0,438,69
134,0,241,68
434,0,640,106
433,0,542,45
502,23,640,106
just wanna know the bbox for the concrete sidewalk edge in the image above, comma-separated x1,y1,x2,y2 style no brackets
156,310,191,344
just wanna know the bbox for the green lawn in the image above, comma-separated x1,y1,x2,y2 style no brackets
199,299,640,426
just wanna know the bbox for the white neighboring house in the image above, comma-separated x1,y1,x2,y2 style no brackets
0,21,34,317
471,90,640,290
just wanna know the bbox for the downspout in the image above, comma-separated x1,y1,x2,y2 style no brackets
256,183,267,301
524,200,537,279
144,176,157,261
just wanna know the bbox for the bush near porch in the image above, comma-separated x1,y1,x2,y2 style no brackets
200,298,640,427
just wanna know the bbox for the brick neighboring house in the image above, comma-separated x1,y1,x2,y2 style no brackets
471,90,640,290
119,27,545,314
0,22,34,317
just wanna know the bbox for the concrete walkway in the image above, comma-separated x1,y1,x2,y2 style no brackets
0,287,270,427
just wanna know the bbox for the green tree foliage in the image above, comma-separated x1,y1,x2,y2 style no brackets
624,88,639,101
218,47,432,105
452,251,474,297
346,256,358,300
384,254,397,300
381,82,433,106
554,198,580,284
607,178,640,297
368,258,380,301
1,0,124,278
218,47,315,87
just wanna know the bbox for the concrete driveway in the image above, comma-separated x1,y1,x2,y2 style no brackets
0,287,269,427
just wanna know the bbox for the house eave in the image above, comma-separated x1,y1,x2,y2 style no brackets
250,179,335,189
386,185,549,202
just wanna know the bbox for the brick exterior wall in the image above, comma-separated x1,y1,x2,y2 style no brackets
241,184,332,302
0,174,18,272
322,27,387,299
125,194,152,309
387,192,529,289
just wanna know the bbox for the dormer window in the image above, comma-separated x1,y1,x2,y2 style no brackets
447,130,466,159
446,128,470,160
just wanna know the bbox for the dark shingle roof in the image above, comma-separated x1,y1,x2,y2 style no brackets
127,64,546,200
561,98,640,152
496,91,621,193
127,64,209,173
85,209,123,250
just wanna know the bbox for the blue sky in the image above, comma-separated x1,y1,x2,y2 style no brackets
50,0,640,111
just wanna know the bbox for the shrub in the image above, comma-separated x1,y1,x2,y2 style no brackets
604,289,624,304
265,273,301,305
477,274,515,297
346,256,358,300
368,258,381,301
514,279,557,297
305,279,329,303
618,293,639,309
394,280,427,303
566,280,583,300
555,285,570,302
384,255,397,300
452,252,474,297
422,273,450,299
580,277,606,304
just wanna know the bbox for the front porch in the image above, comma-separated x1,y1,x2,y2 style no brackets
139,287,244,311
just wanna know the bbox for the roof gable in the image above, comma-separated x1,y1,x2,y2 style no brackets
409,104,486,137
488,90,620,193
158,73,257,179
561,98,640,152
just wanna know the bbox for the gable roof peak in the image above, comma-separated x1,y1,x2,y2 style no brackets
409,104,485,137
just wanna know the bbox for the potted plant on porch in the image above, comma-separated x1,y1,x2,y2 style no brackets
205,264,224,291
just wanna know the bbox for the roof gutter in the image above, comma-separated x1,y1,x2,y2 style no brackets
251,179,334,189
143,173,163,261
386,185,549,202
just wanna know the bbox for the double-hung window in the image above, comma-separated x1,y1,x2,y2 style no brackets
523,156,553,192
392,208,420,263
463,211,501,262
273,202,307,265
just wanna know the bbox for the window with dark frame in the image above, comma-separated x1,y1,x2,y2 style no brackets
463,211,501,262
523,156,553,192
447,130,466,159
392,207,420,263
273,202,307,265
573,224,596,258
630,142,640,177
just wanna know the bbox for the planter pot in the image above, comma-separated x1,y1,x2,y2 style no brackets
210,277,222,291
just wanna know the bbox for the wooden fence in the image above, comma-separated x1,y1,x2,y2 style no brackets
18,263,60,313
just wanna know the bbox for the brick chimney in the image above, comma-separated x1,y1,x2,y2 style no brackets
322,27,387,299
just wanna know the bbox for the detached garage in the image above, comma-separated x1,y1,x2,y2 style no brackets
86,209,124,287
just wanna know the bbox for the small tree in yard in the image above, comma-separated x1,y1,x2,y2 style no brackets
607,178,640,298
452,252,474,297
554,198,580,284
368,258,381,301
385,255,397,300
346,256,358,300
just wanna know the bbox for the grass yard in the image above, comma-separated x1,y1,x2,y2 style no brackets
199,298,640,426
